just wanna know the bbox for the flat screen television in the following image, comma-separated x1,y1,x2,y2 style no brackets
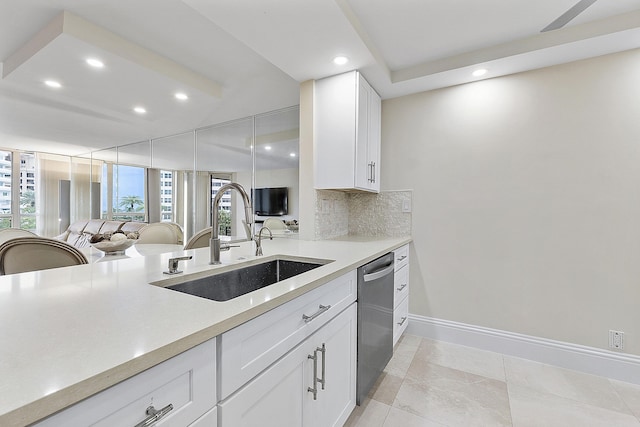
253,187,288,216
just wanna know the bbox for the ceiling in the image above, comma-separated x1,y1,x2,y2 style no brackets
1,0,640,156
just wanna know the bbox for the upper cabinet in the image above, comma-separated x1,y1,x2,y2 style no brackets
314,71,381,193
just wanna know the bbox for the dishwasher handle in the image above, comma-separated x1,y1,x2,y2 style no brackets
363,263,395,282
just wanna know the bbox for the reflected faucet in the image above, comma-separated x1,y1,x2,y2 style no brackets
210,182,253,264
255,226,272,256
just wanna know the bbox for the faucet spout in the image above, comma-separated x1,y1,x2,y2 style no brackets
210,182,253,264
255,226,273,256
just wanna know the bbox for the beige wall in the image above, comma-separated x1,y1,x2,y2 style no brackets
381,48,640,355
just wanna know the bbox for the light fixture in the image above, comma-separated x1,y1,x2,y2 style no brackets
333,56,349,65
472,68,488,77
174,92,188,101
289,152,296,157
133,106,147,114
44,80,62,88
264,145,272,150
86,58,104,68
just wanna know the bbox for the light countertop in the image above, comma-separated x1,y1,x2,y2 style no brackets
0,235,410,426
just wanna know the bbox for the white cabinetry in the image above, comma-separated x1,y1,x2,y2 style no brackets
218,271,357,427
34,340,216,427
315,70,381,193
393,245,410,345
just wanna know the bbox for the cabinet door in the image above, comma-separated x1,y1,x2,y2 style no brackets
219,304,357,427
218,339,311,427
355,76,371,190
306,303,357,427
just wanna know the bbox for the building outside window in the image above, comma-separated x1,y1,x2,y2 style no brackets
160,170,173,222
211,176,231,235
0,151,12,227
19,153,36,231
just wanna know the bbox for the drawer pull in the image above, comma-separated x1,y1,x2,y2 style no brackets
396,255,407,262
397,316,408,326
134,404,174,427
302,304,331,323
396,283,407,292
317,343,326,390
308,350,318,400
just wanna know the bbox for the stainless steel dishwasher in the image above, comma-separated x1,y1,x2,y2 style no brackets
356,252,395,404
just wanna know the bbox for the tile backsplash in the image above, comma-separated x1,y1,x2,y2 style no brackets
315,190,412,240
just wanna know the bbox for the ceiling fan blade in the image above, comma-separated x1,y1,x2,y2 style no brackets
541,0,598,32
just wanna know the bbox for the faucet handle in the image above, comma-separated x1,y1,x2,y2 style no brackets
164,255,193,275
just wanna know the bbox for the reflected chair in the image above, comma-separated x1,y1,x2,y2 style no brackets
0,237,88,275
137,222,182,245
0,228,37,245
184,228,211,250
263,218,287,231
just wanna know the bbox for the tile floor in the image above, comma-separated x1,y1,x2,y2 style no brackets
344,334,640,427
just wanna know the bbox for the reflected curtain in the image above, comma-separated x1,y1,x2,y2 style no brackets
36,153,70,237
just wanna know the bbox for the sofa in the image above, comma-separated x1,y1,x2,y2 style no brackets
55,219,147,248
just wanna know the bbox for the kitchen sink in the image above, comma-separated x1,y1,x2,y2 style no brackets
155,256,331,302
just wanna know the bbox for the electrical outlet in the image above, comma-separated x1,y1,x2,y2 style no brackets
609,330,624,350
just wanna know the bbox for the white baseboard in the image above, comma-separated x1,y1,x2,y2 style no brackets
406,314,640,385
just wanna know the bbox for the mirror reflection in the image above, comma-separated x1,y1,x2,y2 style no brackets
0,106,300,250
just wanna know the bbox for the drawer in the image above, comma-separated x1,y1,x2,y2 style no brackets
218,270,357,399
394,244,409,271
35,340,216,427
394,264,409,308
393,296,409,347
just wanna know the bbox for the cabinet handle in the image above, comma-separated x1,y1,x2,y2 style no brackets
302,304,331,323
134,404,174,427
371,162,376,183
317,343,326,390
308,350,318,400
397,316,408,326
397,255,407,262
396,283,407,292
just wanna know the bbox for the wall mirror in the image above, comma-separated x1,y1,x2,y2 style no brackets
85,105,300,242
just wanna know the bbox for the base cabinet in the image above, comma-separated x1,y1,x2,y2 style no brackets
219,303,357,427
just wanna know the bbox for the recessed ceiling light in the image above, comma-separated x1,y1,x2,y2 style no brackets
133,106,147,114
175,92,188,101
472,68,488,77
44,80,62,89
86,58,104,68
264,146,272,150
289,152,296,157
333,56,349,65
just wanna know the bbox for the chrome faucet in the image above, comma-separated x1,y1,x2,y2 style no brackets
255,226,272,256
210,182,253,264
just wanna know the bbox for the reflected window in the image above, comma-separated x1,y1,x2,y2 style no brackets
101,164,146,221
0,150,12,228
211,176,231,235
19,153,36,231
160,170,173,222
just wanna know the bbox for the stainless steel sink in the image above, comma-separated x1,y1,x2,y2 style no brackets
155,256,331,301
